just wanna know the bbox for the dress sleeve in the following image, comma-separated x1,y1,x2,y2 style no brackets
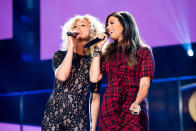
140,48,155,82
100,56,106,75
52,51,66,73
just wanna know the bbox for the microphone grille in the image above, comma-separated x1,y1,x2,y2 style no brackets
67,32,72,36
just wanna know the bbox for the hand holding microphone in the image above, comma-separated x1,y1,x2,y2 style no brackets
67,31,109,51
67,32,79,38
84,32,109,48
66,31,80,49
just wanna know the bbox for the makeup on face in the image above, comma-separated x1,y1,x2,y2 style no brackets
72,19,90,40
106,16,124,42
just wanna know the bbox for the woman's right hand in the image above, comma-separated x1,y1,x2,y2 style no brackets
68,31,79,50
68,36,75,50
96,32,109,51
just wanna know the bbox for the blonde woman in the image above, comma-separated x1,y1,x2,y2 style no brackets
42,15,104,131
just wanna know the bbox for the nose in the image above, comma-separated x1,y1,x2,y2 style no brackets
74,27,81,33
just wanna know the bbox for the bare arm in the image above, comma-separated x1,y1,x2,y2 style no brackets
90,93,100,131
90,55,103,83
55,36,75,82
129,77,151,112
135,77,151,104
90,32,108,83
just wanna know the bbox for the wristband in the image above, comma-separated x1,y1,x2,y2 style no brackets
93,46,102,57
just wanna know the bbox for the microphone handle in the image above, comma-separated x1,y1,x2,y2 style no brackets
84,32,109,48
84,38,102,48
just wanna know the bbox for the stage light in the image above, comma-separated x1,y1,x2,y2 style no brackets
187,49,194,57
22,54,33,63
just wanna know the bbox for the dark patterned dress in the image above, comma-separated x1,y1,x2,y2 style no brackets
99,46,155,131
42,51,100,131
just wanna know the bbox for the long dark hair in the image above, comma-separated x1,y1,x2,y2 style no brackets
103,11,143,66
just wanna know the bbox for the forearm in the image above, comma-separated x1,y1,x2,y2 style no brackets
135,86,149,105
91,93,100,131
135,77,150,105
90,56,101,83
55,47,74,81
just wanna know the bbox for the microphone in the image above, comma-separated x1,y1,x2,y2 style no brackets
67,32,79,38
84,32,109,48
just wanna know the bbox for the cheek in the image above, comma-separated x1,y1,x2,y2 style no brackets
84,29,90,37
117,28,123,37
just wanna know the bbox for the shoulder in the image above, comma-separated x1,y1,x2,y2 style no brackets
137,44,153,58
53,50,67,60
138,43,152,53
54,50,66,55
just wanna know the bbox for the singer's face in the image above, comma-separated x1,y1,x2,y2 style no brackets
72,19,90,40
106,16,124,42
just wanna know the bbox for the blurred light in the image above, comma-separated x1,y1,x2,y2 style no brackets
21,15,33,24
22,54,33,63
187,49,194,56
27,0,34,10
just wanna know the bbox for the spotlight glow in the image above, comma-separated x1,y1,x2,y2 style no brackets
187,49,194,56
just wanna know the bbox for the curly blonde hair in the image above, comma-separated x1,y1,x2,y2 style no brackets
61,14,104,56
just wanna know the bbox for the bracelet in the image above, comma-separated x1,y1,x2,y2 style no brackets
133,102,140,105
93,46,102,57
130,102,141,115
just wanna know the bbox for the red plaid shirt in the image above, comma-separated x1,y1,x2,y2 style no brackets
101,46,154,88
99,46,155,131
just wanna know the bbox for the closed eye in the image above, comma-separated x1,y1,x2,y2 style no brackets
110,22,114,24
107,22,114,27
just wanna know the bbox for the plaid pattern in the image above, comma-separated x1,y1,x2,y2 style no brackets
99,47,155,131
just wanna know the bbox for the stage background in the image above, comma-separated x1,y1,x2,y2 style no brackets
0,0,196,131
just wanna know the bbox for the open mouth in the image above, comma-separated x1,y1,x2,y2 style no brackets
109,31,114,35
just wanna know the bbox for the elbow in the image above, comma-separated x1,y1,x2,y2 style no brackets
140,77,151,88
140,83,150,90
56,74,68,82
90,73,102,83
55,69,68,82
90,77,98,83
57,77,67,82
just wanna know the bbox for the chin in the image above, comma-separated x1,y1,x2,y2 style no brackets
110,37,117,41
78,37,89,42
